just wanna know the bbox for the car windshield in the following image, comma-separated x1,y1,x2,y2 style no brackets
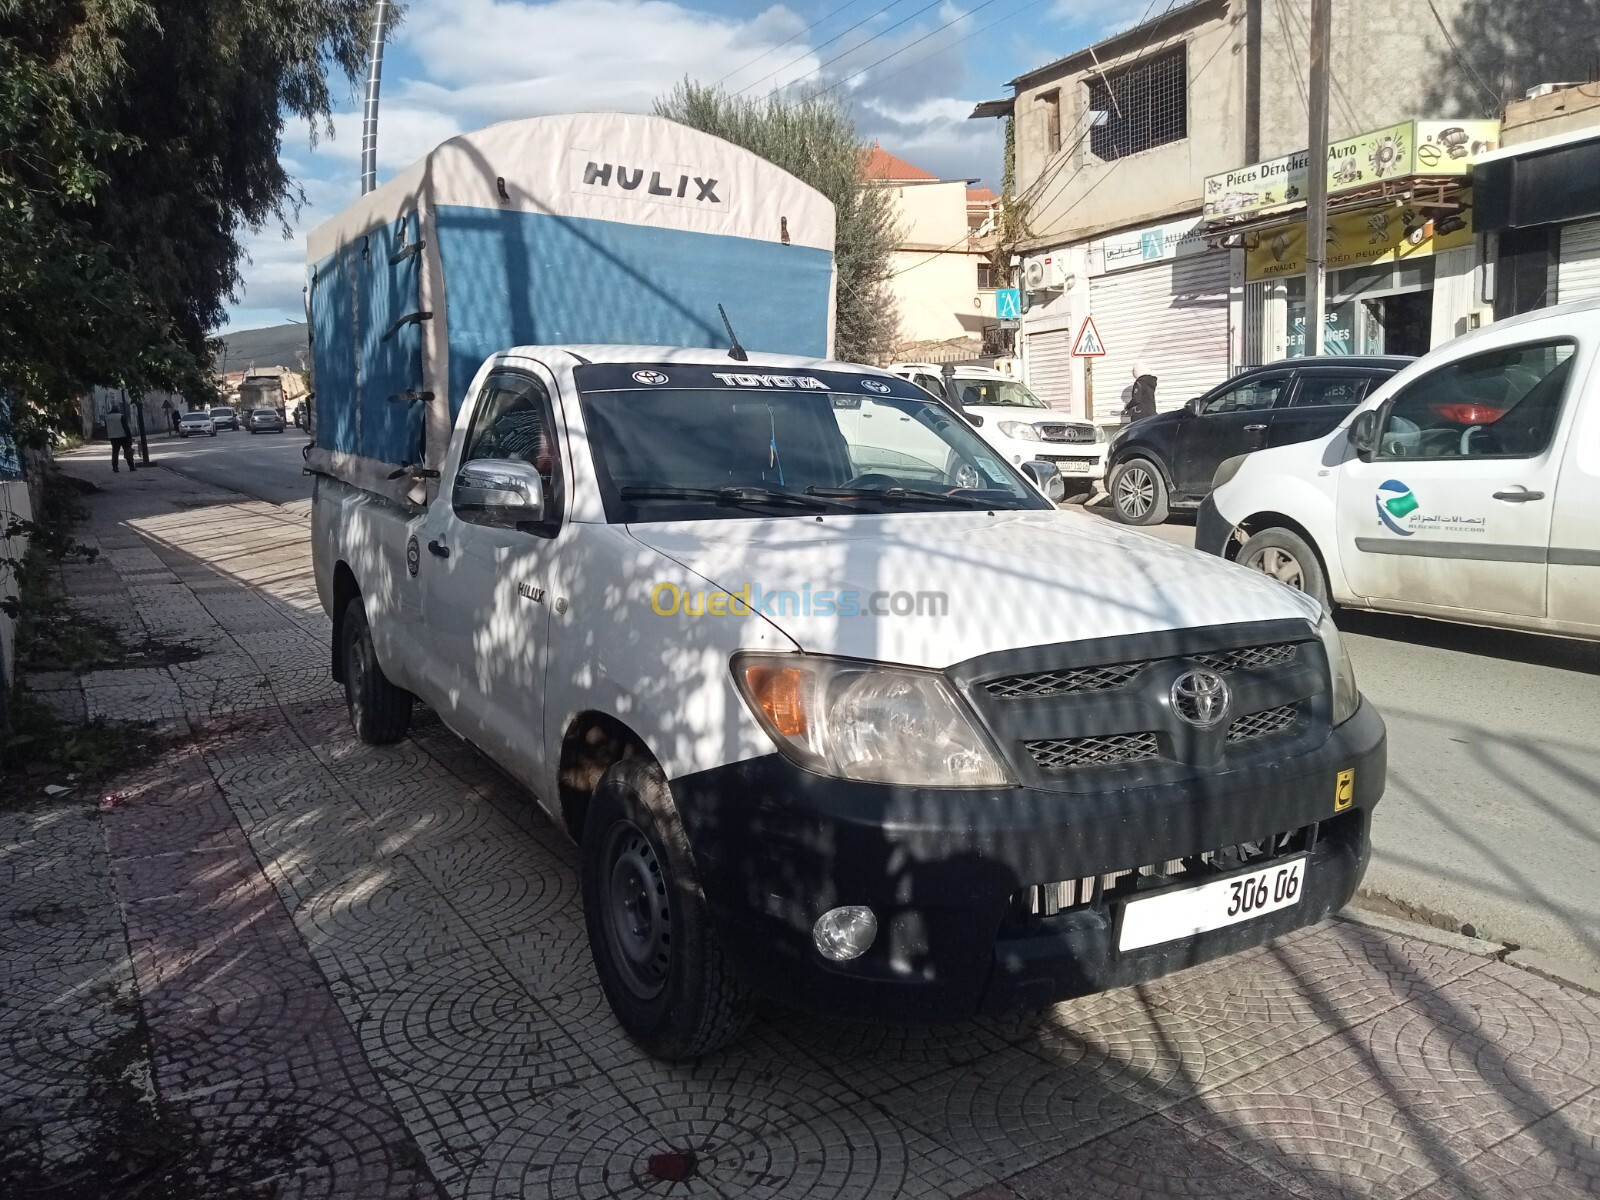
211,408,230,416
182,413,207,421
950,377,1047,409
575,364,1049,522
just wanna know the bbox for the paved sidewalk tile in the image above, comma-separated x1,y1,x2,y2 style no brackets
6,455,1598,1199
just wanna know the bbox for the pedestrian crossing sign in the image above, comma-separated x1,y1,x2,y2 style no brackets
1072,316,1106,357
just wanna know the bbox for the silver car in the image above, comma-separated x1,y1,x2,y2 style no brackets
178,411,217,438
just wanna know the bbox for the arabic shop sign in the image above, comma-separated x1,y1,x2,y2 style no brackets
1204,120,1500,221
1244,188,1477,282
1088,215,1217,274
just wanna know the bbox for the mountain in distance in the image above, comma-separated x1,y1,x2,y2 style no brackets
216,323,309,373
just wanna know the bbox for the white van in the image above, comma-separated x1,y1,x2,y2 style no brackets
1198,299,1600,641
889,363,1110,488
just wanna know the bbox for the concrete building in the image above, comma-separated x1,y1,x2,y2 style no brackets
972,0,1600,421
863,146,1000,362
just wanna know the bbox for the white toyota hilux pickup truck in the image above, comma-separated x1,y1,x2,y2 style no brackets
313,345,1387,1058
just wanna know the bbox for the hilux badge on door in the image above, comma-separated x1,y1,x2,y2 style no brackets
1171,668,1230,728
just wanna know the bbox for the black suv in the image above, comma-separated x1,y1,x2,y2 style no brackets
1105,356,1411,525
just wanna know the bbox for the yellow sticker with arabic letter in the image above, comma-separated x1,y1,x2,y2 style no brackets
1334,768,1355,812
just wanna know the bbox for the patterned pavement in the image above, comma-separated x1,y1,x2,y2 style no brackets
3,457,1598,1199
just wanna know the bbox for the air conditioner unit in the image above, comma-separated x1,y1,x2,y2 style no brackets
1024,254,1066,292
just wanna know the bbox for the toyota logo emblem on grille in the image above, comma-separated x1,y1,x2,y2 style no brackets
1171,668,1231,728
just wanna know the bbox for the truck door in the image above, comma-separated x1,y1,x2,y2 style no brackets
417,371,565,781
1547,351,1599,635
1334,339,1576,620
1174,370,1291,496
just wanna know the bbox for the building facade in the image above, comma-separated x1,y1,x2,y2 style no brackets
974,0,1600,421
863,146,1000,362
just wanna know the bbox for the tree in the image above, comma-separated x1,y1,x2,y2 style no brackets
655,80,901,365
0,0,385,437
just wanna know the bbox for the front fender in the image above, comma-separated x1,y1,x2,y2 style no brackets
1211,471,1355,605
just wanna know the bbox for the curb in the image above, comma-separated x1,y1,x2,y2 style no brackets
1337,904,1505,959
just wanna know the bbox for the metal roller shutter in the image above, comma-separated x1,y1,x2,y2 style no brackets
1024,321,1074,412
1088,252,1232,416
1558,218,1600,304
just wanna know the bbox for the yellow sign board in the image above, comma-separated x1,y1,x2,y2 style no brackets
1204,119,1499,221
1244,188,1476,282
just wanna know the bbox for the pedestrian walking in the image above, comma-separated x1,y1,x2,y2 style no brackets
163,398,179,435
106,405,137,473
1124,363,1157,424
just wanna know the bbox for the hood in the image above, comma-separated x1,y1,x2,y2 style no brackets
628,509,1320,668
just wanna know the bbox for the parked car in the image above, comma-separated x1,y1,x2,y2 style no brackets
246,408,286,433
210,406,240,431
178,410,217,437
1199,299,1597,639
292,400,309,429
890,363,1110,492
1105,357,1412,525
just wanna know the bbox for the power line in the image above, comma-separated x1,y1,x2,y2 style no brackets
765,0,953,96
817,0,1013,97
734,1,913,97
1423,0,1501,111
713,0,860,89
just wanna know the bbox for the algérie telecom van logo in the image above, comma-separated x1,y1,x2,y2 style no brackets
1376,479,1418,536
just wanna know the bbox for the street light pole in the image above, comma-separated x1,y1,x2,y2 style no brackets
1303,0,1331,356
360,0,392,196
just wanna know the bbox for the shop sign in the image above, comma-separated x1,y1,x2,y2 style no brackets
1089,215,1216,274
1243,188,1476,282
1204,120,1499,221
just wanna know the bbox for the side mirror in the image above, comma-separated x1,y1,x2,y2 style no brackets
1022,459,1066,503
1184,396,1204,417
1348,409,1379,460
454,458,546,527
965,412,984,427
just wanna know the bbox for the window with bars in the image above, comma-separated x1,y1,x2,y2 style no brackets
1087,46,1187,160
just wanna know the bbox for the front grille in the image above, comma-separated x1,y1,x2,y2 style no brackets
1227,704,1299,744
1037,422,1097,444
986,663,1144,699
985,641,1298,700
1027,732,1159,770
1195,643,1298,673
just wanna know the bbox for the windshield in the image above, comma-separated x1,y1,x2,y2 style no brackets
949,377,1047,409
575,364,1049,522
182,413,208,421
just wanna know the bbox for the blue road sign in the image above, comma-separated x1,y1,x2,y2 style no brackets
995,288,1021,320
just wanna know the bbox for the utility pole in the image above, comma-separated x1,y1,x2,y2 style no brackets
360,0,392,195
1303,0,1331,356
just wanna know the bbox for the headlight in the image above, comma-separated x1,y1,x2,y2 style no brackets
1212,453,1248,491
1316,615,1360,725
996,421,1042,441
732,653,1010,788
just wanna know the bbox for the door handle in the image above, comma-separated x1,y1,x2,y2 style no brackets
427,539,451,558
1492,488,1545,502
1243,423,1268,432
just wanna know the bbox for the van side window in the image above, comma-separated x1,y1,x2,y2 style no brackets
459,378,563,523
1377,340,1575,460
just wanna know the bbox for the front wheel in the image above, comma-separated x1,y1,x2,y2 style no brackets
582,758,753,1059
1108,457,1169,525
339,597,413,743
1238,527,1331,613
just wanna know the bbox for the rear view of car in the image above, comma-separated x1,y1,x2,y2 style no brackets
246,408,285,433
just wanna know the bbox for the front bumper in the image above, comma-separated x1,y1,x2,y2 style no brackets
1195,493,1233,557
671,699,1385,1021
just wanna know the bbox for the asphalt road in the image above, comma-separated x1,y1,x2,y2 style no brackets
132,424,313,505
1116,507,1600,981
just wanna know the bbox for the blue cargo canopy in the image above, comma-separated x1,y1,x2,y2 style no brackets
305,113,837,500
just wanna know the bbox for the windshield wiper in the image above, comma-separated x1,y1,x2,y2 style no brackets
619,485,836,511
804,485,1002,508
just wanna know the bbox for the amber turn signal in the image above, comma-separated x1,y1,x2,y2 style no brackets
743,665,809,737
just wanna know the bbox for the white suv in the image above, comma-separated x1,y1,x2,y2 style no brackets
890,363,1109,490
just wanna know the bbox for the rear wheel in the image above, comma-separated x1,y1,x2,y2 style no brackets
1108,457,1169,525
582,758,753,1059
1238,527,1331,613
339,597,413,743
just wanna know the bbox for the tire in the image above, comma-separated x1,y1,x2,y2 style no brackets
582,758,753,1059
210,429,217,437
1108,457,1169,525
339,597,413,744
1237,527,1332,613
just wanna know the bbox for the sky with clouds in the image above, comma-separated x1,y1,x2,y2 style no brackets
224,0,1149,331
